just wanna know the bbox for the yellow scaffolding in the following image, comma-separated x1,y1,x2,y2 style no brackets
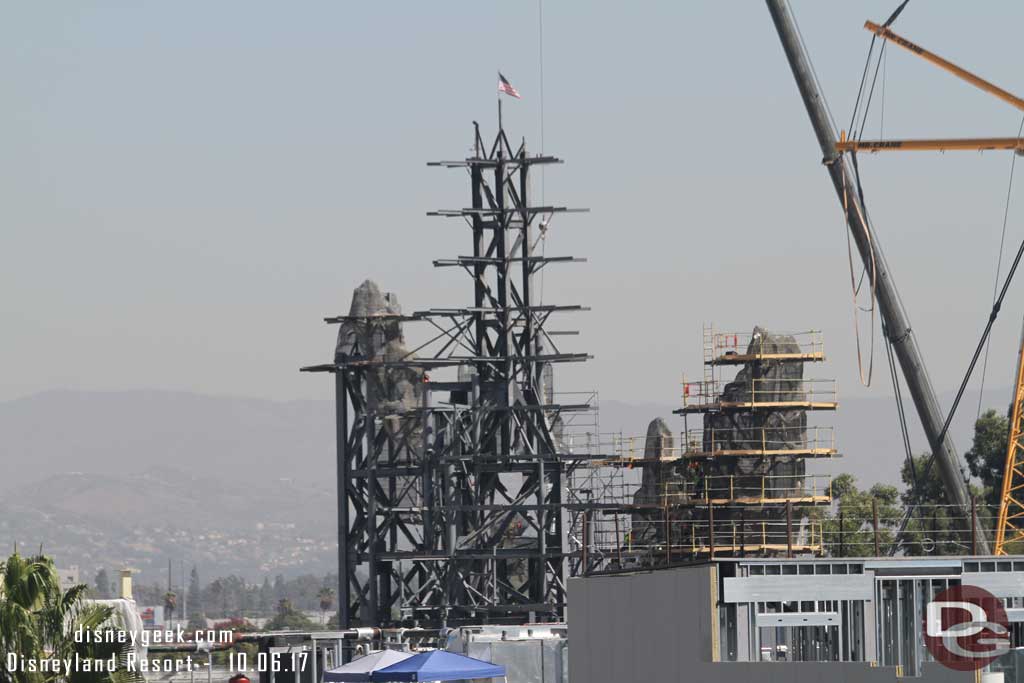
677,377,838,413
583,426,839,466
599,518,825,559
657,474,832,507
706,327,826,366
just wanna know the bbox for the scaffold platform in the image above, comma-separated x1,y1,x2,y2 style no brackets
705,328,826,366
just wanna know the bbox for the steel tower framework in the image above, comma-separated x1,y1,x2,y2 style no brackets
304,121,591,627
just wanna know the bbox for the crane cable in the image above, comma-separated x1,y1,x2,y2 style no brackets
840,33,893,386
976,113,1024,421
893,156,1024,552
884,320,919,494
841,164,877,387
839,1,910,388
536,0,550,307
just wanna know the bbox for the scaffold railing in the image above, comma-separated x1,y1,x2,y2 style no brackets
552,390,601,448
683,426,836,457
677,377,838,413
704,327,825,366
652,474,832,506
578,505,1005,569
586,517,825,559
585,426,837,463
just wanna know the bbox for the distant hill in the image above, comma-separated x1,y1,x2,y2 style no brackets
0,466,336,584
0,390,339,582
0,389,335,488
0,387,1011,583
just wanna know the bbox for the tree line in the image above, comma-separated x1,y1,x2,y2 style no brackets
811,408,1012,556
90,567,339,624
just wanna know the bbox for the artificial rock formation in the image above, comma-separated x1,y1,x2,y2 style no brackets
701,327,810,551
635,326,813,557
630,418,685,545
703,326,806,494
335,279,424,415
632,418,676,507
336,280,425,517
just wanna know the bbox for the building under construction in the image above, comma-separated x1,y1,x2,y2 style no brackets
304,120,600,627
300,3,1024,681
303,109,850,628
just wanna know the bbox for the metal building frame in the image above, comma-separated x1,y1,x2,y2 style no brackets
304,120,593,628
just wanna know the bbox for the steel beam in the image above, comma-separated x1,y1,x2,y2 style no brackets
308,121,593,627
335,370,350,630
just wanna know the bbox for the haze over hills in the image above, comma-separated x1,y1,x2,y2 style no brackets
0,389,335,488
0,387,1011,583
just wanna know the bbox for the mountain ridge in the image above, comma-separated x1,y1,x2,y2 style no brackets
1,387,1010,582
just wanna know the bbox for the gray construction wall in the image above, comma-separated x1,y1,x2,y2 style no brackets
569,562,717,682
567,563,975,683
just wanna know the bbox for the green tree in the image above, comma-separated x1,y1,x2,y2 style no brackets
817,473,901,556
898,454,965,555
93,568,111,599
0,550,139,683
186,566,203,626
290,575,322,611
163,591,176,623
265,598,315,631
317,587,335,625
258,578,272,614
132,582,165,607
965,408,1010,506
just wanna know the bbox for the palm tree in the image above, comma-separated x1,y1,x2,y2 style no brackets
0,550,140,683
163,591,177,623
317,587,335,625
0,550,61,682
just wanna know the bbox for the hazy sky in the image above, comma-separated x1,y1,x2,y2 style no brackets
5,1,1024,414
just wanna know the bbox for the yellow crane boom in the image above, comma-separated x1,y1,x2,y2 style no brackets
834,15,1024,553
836,134,1024,154
863,20,1024,113
838,21,1024,154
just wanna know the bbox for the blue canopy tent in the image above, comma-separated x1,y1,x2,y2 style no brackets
324,651,415,682
369,650,506,682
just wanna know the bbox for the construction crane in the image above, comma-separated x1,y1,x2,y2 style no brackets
830,17,1024,554
996,330,1024,554
836,21,1024,154
837,134,1024,154
765,1,1024,554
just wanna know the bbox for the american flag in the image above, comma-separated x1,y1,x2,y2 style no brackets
498,73,521,99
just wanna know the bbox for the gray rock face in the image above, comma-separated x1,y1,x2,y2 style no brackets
631,418,685,544
336,280,425,520
335,279,424,416
703,326,806,498
630,326,815,558
698,326,811,552
633,418,676,506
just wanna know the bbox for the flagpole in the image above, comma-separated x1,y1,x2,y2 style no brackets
497,69,503,133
